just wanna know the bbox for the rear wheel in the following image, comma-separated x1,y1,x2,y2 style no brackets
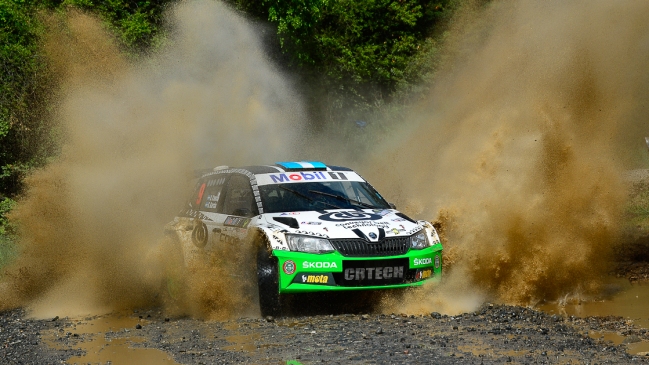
256,244,284,317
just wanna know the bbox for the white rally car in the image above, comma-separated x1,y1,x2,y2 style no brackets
164,161,443,316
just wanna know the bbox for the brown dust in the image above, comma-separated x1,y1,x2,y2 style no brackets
0,1,303,319
2,0,649,320
364,0,649,312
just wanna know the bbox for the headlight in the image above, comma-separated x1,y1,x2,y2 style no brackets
410,230,430,249
286,234,334,253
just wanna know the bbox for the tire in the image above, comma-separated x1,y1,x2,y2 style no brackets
161,233,187,309
256,243,283,317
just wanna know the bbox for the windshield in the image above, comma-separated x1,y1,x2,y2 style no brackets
259,181,390,213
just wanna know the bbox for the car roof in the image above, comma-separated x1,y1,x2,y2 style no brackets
197,161,353,179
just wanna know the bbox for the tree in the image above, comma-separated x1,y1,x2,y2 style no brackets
228,0,452,126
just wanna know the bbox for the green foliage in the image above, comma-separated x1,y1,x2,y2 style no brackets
61,0,170,49
1,0,172,263
0,0,172,202
265,0,448,89
0,234,16,271
227,0,454,126
0,198,15,236
0,0,55,198
0,198,17,270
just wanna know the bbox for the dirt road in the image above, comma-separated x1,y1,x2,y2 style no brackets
2,302,648,364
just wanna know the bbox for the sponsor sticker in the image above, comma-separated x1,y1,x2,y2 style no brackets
224,216,251,228
179,209,213,221
319,211,382,222
335,221,390,230
255,171,366,185
293,229,329,238
415,269,433,281
195,183,206,205
413,257,433,267
300,221,322,225
435,255,441,269
343,266,404,280
391,218,407,222
283,260,296,275
280,212,300,216
302,261,338,269
292,273,335,285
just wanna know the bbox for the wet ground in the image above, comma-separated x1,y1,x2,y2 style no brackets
3,235,649,364
3,287,649,364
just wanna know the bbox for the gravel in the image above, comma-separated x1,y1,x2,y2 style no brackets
2,303,648,364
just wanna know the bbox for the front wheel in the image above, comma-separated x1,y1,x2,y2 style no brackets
256,244,284,317
160,233,188,311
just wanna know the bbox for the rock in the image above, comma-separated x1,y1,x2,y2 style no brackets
376,327,383,334
623,335,641,344
51,316,59,322
431,312,442,319
361,314,370,320
265,316,274,323
135,324,142,329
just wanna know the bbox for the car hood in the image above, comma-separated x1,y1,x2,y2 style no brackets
260,209,423,241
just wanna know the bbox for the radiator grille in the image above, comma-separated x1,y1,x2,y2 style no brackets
330,237,410,257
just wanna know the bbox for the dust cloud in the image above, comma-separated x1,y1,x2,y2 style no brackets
3,0,648,320
0,0,303,318
370,0,649,311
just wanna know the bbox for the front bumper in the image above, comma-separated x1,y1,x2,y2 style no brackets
274,244,442,293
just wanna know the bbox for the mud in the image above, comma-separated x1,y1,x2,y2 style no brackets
42,314,179,364
4,302,649,365
349,0,649,309
0,0,303,318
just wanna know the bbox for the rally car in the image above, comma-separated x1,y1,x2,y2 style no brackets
165,161,443,316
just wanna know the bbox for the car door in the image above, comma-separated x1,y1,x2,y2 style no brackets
216,174,258,247
190,173,229,253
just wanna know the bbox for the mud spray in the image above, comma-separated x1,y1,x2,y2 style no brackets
2,0,649,320
361,0,649,314
0,1,303,319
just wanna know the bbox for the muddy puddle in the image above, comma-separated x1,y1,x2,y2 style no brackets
539,279,649,355
223,321,261,352
43,313,179,364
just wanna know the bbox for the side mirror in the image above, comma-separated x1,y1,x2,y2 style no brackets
388,202,397,209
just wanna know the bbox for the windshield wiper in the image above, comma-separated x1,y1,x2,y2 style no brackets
308,190,376,209
279,186,342,209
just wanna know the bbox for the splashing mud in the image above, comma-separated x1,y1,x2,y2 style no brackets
371,0,649,311
3,0,648,320
0,0,302,318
